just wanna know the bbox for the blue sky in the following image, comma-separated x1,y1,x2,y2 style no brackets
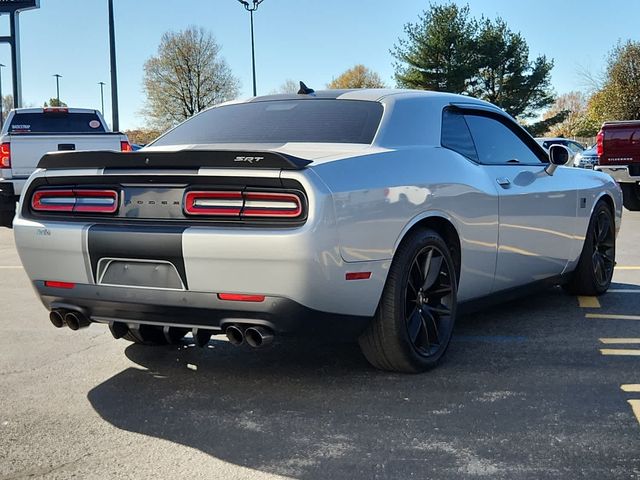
0,0,633,130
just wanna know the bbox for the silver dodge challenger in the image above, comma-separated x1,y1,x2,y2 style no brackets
13,88,622,373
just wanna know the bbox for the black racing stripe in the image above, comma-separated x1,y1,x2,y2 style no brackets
87,224,188,289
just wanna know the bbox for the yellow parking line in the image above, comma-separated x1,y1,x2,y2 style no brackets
587,313,640,321
0,266,22,269
578,296,601,308
600,349,640,356
616,266,640,270
600,338,640,344
628,400,640,426
621,385,640,392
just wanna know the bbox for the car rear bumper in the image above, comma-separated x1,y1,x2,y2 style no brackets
14,216,389,319
595,165,640,183
36,281,371,338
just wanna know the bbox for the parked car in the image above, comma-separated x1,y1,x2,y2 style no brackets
594,121,640,211
0,107,131,228
535,137,586,165
574,145,599,169
13,89,622,373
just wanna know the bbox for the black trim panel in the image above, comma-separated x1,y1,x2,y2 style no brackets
87,225,188,289
38,149,312,170
21,175,309,228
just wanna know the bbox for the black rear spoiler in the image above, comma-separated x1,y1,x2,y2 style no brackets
37,149,312,170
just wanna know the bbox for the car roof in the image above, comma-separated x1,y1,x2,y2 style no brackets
241,88,501,109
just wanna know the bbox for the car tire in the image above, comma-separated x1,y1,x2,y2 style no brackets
563,201,615,296
358,228,458,373
621,183,640,211
122,325,188,346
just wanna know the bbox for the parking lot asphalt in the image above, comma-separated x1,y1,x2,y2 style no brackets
1,213,640,480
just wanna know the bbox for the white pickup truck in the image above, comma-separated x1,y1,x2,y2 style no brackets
0,107,131,227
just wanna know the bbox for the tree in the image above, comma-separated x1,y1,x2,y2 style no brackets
471,18,554,118
592,40,640,123
1,95,13,124
525,111,569,137
392,3,555,119
392,3,477,93
328,65,386,89
143,26,240,130
44,98,67,108
271,79,299,94
124,128,163,146
541,91,588,137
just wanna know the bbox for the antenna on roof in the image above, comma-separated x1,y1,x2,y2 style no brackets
298,81,315,95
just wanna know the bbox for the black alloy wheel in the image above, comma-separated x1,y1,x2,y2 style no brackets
405,246,455,358
359,228,458,373
563,201,615,296
591,208,615,289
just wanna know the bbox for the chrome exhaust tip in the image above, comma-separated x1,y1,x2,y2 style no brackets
245,326,274,348
225,325,245,346
49,310,65,328
64,311,90,331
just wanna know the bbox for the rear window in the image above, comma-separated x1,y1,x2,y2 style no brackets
8,112,106,135
152,99,383,146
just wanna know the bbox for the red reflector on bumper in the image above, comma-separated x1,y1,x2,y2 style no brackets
217,293,265,302
44,281,76,289
345,272,372,281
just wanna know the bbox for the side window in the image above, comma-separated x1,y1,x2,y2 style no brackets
464,114,544,165
441,109,479,162
567,141,584,153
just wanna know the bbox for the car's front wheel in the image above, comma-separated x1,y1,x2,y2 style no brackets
563,200,616,295
359,228,458,373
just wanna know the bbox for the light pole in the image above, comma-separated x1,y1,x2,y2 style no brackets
98,81,106,115
108,0,119,131
0,64,5,128
236,0,265,97
53,73,62,105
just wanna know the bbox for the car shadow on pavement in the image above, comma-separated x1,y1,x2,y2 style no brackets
86,286,639,479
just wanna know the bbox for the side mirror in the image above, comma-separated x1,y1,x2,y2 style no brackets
546,145,570,176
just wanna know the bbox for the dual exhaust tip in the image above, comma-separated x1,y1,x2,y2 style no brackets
49,309,90,331
49,308,273,348
225,324,273,348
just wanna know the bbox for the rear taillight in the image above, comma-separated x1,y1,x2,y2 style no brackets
0,142,10,168
184,191,243,216
243,192,302,218
184,190,303,219
596,130,604,157
32,189,119,214
43,107,68,114
120,141,132,152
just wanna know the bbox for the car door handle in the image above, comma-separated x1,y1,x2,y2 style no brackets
496,177,511,188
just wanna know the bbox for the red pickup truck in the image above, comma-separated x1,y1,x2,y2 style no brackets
595,121,640,211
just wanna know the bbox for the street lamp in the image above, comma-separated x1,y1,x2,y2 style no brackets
0,64,5,128
236,0,265,97
53,73,62,105
98,81,106,115
108,0,119,131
